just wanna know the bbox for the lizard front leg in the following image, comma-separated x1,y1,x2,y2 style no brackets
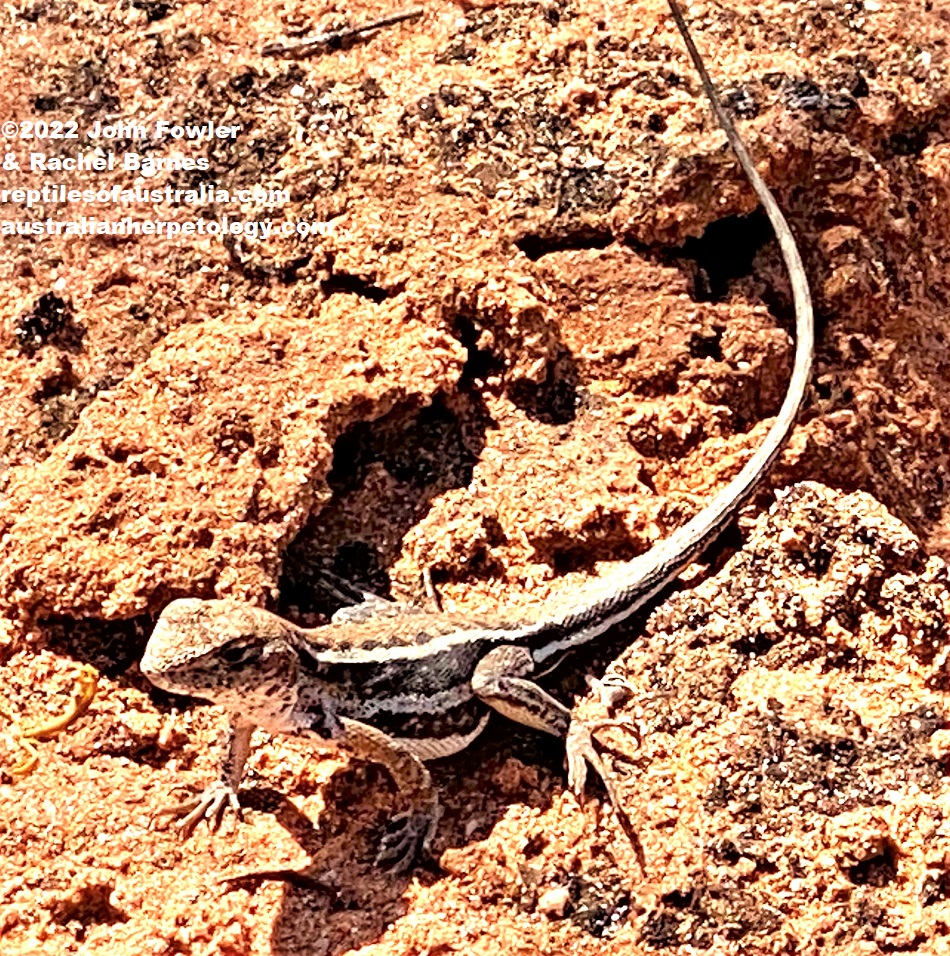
157,716,254,835
337,716,441,872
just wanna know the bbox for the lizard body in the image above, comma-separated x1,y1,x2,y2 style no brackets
141,0,815,870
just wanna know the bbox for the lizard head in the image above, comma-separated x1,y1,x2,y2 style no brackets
141,598,301,725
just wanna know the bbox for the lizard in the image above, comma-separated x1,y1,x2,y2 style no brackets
140,0,814,872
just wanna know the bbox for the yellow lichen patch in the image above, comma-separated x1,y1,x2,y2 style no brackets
1,664,98,777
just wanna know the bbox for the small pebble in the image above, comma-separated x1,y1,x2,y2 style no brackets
930,729,950,760
538,886,570,919
778,527,802,549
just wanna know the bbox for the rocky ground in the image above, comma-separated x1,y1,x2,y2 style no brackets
2,0,950,953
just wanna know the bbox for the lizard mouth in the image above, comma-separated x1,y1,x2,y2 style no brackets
138,657,185,695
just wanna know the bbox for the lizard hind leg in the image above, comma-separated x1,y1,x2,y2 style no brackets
471,644,572,736
330,594,398,625
311,567,397,625
565,719,646,870
472,644,645,869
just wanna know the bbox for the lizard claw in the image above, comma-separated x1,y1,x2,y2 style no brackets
374,809,439,872
155,780,243,836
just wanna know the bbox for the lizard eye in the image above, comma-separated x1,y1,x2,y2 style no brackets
220,644,251,664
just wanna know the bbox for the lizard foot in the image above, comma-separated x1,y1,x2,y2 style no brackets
565,718,611,801
374,807,439,872
566,718,646,872
155,780,243,836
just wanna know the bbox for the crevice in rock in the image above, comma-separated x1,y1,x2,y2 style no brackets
38,611,160,677
321,270,391,303
669,209,775,303
446,301,580,425
880,104,950,159
508,348,580,426
278,392,488,618
514,228,615,261
448,309,507,385
14,292,85,354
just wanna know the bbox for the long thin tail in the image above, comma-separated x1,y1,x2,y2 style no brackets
651,0,814,567
534,2,814,649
